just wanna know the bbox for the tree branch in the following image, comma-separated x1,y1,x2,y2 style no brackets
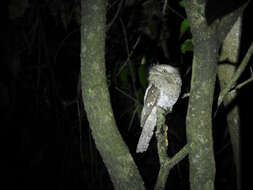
154,107,189,190
218,41,253,107
80,0,145,189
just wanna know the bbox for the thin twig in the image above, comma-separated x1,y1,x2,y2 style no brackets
107,0,120,10
162,0,168,16
234,75,253,90
167,144,189,169
167,5,185,20
118,18,142,107
181,92,190,99
54,29,79,64
218,41,253,107
128,104,139,131
120,18,129,54
107,0,124,31
115,87,139,103
116,35,141,76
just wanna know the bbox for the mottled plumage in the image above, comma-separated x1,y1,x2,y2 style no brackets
136,64,182,153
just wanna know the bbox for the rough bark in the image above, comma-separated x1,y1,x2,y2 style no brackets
183,0,247,189
80,0,145,189
154,108,189,190
218,17,242,190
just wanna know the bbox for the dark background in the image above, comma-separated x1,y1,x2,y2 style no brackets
0,0,252,189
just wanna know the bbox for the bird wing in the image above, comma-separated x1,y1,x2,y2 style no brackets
137,84,160,153
140,84,159,128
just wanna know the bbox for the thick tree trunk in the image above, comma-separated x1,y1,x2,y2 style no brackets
184,3,219,190
186,38,218,190
80,0,145,189
183,0,246,189
218,17,242,190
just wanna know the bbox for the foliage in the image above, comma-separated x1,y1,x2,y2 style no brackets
181,39,193,54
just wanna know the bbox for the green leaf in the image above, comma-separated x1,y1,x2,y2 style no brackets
136,89,144,118
179,0,184,7
140,56,146,65
138,65,148,89
179,19,189,39
136,101,143,118
181,39,193,54
119,67,128,88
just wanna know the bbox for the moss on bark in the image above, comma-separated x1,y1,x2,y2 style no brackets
80,0,145,189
